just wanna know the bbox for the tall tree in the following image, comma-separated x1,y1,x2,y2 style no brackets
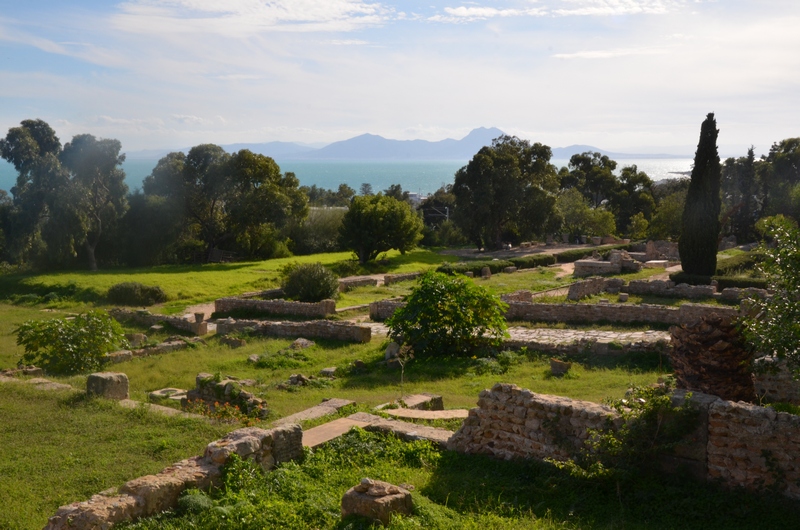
561,152,619,208
452,135,559,249
338,194,423,263
613,165,655,234
0,120,128,270
142,145,307,261
59,134,128,271
679,113,721,276
721,147,760,243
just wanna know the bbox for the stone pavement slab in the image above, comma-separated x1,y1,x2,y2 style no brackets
383,408,470,420
119,399,204,419
302,417,371,448
275,398,355,425
356,415,454,449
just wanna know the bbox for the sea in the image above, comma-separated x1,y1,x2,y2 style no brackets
0,158,694,197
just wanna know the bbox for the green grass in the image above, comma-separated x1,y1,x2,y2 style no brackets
0,384,230,530
0,249,455,314
120,428,800,530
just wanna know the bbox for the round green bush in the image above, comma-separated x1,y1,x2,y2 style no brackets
107,282,167,306
280,262,339,303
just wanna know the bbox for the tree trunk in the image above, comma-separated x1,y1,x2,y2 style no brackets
669,314,755,402
85,239,98,272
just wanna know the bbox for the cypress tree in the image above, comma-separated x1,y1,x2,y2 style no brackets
679,113,721,276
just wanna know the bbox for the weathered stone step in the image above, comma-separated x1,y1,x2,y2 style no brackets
383,408,469,420
275,398,355,425
302,417,371,448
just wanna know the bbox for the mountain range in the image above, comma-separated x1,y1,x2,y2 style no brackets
125,127,689,161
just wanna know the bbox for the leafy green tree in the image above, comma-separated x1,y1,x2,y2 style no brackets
561,152,618,208
15,311,127,375
301,183,355,207
628,212,649,239
59,134,129,271
453,135,559,249
721,147,760,243
613,165,655,234
680,113,721,276
742,220,800,376
383,183,411,203
338,194,423,263
648,190,686,240
143,146,307,261
359,183,373,196
556,188,616,238
0,120,128,270
386,271,508,357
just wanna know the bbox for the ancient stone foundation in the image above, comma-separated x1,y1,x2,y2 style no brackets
449,383,800,501
214,297,336,318
217,318,371,343
505,301,738,325
185,373,269,417
45,424,303,530
109,308,207,336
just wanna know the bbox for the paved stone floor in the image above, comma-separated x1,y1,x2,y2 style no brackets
361,322,669,346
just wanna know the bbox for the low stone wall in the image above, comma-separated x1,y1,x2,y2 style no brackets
217,318,371,343
449,383,800,501
500,290,533,303
567,277,606,301
185,373,269,417
447,383,620,460
369,299,405,321
384,272,422,285
45,424,303,530
109,308,208,336
626,280,716,299
105,337,205,364
707,400,800,499
753,357,800,404
573,260,620,277
339,276,378,292
214,297,336,318
506,301,738,325
370,299,737,325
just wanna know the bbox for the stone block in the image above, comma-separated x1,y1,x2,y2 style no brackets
148,324,164,333
320,367,338,377
618,293,629,302
481,267,491,279
149,388,187,402
87,372,129,400
341,478,413,526
291,338,315,349
220,336,246,348
125,333,147,347
644,260,669,269
402,393,443,410
503,266,518,274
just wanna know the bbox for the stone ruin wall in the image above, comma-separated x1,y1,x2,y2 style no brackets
45,424,303,530
216,318,371,343
185,373,269,417
384,272,422,285
338,276,378,292
449,383,800,501
505,302,738,326
753,357,800,404
626,280,717,299
214,297,336,318
109,308,207,336
500,290,534,303
566,278,606,301
447,383,621,461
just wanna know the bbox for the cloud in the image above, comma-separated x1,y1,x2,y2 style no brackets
113,0,393,35
552,46,668,59
430,6,546,22
330,39,369,45
552,0,682,16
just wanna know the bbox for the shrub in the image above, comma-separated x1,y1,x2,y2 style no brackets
436,259,514,276
14,310,128,375
280,262,339,303
714,276,768,290
715,250,766,276
386,271,508,357
509,254,556,269
555,244,632,263
107,282,167,306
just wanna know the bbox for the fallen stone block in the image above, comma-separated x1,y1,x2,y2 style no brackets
87,372,129,400
341,478,413,526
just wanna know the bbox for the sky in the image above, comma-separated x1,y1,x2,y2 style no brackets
0,0,799,157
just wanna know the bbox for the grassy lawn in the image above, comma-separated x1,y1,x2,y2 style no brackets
0,249,456,315
0,383,230,530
